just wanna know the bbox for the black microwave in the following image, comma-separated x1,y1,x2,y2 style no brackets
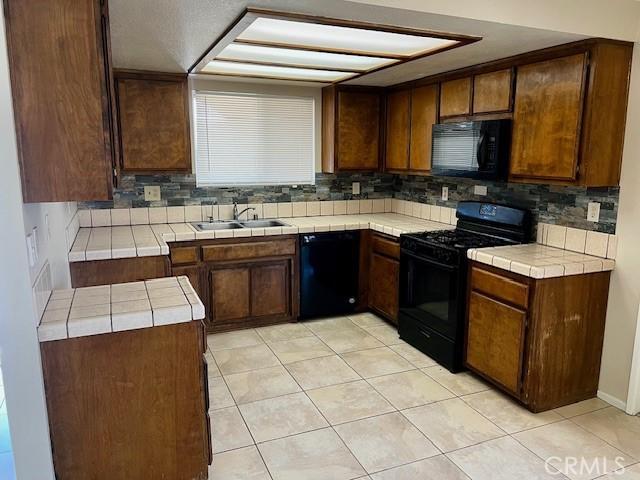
431,119,511,180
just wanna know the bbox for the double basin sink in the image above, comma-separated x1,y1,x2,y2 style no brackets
191,219,289,231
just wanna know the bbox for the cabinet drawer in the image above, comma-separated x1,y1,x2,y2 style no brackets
202,239,295,262
471,265,529,309
171,246,200,265
371,235,400,260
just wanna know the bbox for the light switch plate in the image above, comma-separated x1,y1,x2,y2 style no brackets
441,186,449,202
587,202,601,222
474,185,488,196
144,186,161,202
26,233,36,267
352,182,360,195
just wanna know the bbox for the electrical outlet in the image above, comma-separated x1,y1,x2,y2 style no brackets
587,202,601,222
144,186,161,202
26,233,36,267
474,185,488,196
352,182,360,195
32,227,39,261
441,186,449,202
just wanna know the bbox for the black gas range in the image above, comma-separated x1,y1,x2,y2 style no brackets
398,201,531,372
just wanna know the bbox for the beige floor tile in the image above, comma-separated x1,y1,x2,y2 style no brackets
514,420,635,480
214,344,280,375
365,325,403,346
422,366,490,396
304,316,360,334
210,406,254,453
462,389,562,433
553,398,611,418
572,407,640,459
208,329,264,351
369,370,454,409
258,428,366,480
334,412,439,473
205,352,222,378
341,347,414,378
307,380,394,425
286,355,361,390
370,455,470,480
348,312,389,329
402,398,505,452
316,328,383,353
209,445,271,480
390,343,437,368
268,336,334,364
255,323,314,342
596,463,640,479
448,436,566,480
225,365,301,404
208,376,235,410
239,392,328,443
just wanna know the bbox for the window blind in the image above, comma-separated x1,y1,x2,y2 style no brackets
193,91,315,186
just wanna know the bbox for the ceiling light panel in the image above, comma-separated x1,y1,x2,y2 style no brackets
217,43,398,71
202,60,357,82
237,18,459,57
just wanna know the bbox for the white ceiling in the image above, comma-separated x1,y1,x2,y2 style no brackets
109,0,592,86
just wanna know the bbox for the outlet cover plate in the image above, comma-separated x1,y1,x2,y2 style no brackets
441,186,449,201
352,182,360,195
587,202,601,222
144,186,161,202
474,185,488,196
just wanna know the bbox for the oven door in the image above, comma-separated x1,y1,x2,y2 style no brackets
400,251,461,340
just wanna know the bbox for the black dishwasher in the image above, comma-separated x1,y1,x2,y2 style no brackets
299,231,360,319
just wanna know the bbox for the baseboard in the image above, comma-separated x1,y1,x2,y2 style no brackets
597,390,628,411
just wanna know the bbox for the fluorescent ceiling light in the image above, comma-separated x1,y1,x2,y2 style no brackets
202,60,356,82
237,18,459,57
217,43,398,71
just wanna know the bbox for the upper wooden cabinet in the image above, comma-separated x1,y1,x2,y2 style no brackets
439,77,471,117
322,86,381,173
472,69,513,114
115,71,192,173
409,85,438,172
385,90,411,171
4,0,116,202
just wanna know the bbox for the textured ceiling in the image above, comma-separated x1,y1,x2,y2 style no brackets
109,0,586,86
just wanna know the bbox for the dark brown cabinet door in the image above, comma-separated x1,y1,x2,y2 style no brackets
173,265,203,300
439,77,471,118
116,72,191,172
210,267,250,324
4,0,115,202
472,69,513,114
466,291,526,395
385,90,411,171
409,85,438,172
336,91,380,171
250,262,290,318
510,54,586,182
368,252,399,323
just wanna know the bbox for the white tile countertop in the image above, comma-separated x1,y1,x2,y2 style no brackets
68,213,456,262
468,243,616,279
37,276,205,342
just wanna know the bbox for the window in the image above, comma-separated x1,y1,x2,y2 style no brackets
193,90,315,186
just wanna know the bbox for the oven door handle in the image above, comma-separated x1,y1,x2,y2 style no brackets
402,251,458,272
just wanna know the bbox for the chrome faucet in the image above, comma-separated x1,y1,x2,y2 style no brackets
233,202,257,221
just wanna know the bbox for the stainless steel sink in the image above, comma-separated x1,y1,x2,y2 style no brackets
239,219,290,228
191,221,244,231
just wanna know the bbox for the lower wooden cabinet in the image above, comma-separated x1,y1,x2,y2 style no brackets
368,233,400,324
465,262,611,412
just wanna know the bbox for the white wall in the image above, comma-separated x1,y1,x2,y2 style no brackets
0,8,56,479
599,42,640,410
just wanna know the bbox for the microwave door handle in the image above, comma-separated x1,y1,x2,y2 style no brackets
476,133,487,170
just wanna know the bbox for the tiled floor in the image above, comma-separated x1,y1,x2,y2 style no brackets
0,367,15,480
205,313,640,480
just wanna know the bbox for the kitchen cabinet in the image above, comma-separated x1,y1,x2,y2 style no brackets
409,84,438,173
4,0,117,202
472,69,513,114
385,90,411,171
368,233,400,324
322,86,382,173
465,262,611,412
41,321,210,478
439,77,472,118
115,71,192,172
70,256,170,288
